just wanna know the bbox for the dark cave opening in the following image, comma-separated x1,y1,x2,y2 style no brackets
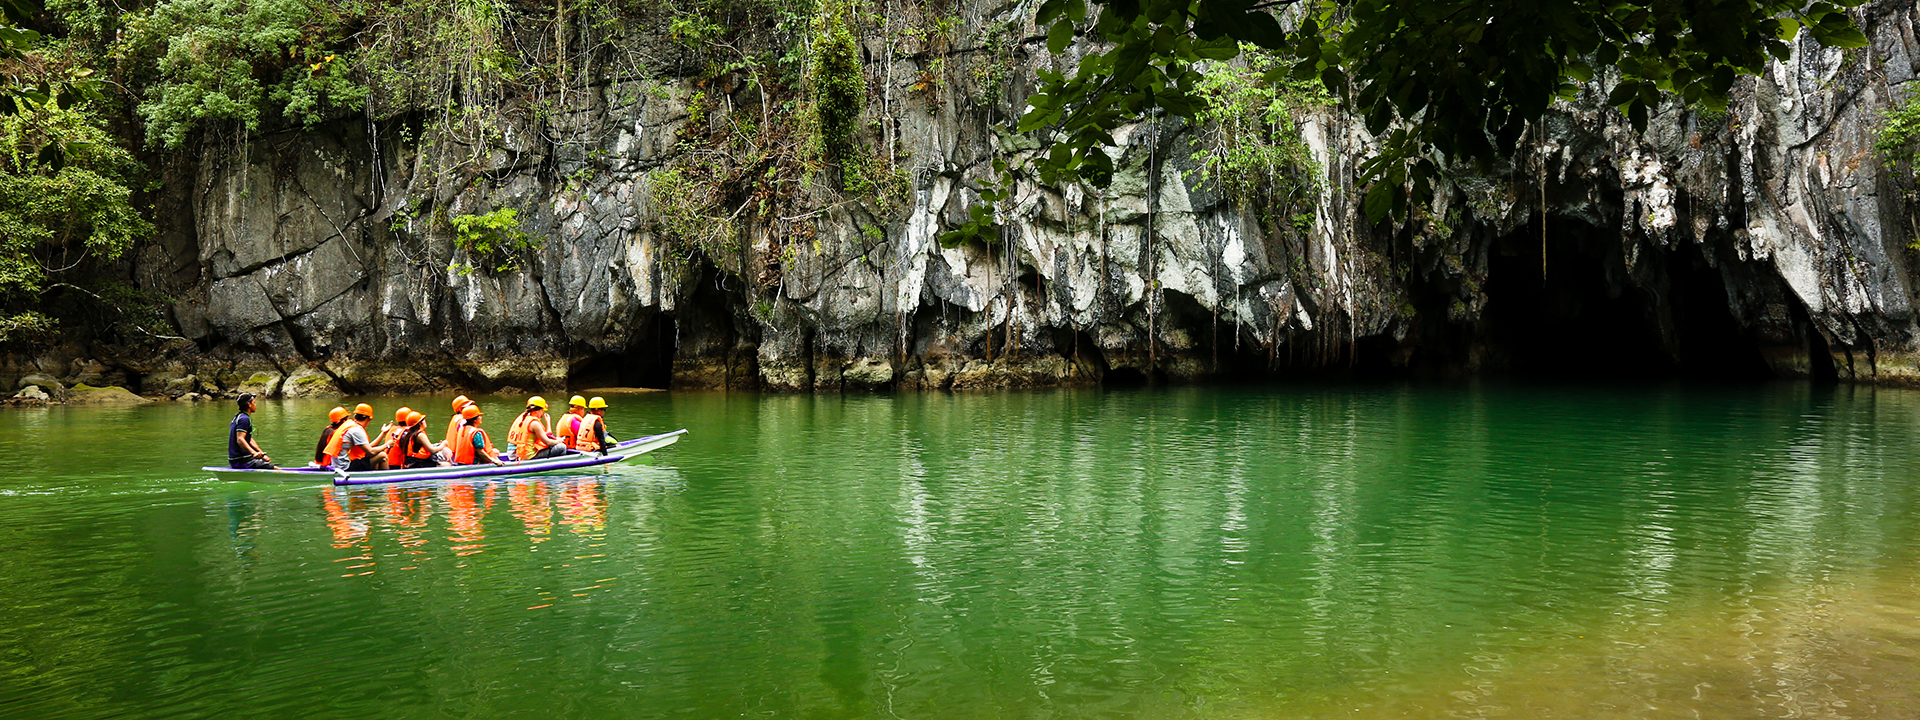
1481,217,1772,381
1104,366,1150,386
571,313,677,390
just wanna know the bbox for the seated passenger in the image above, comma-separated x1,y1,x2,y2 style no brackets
507,395,569,461
452,404,505,466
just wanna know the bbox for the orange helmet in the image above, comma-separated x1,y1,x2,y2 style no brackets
452,394,470,411
395,406,412,423
328,406,347,423
353,403,373,417
461,404,483,420
406,410,425,426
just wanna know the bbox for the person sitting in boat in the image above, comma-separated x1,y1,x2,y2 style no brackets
575,396,617,455
507,395,568,461
313,406,348,467
556,396,588,449
227,392,276,469
398,411,449,468
452,404,506,466
445,395,473,448
373,406,412,471
330,403,397,473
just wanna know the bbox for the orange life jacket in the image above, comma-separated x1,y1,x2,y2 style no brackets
324,419,364,463
445,414,466,448
383,423,407,467
453,425,479,465
509,412,550,460
575,414,604,452
405,426,434,460
557,412,584,449
453,424,499,465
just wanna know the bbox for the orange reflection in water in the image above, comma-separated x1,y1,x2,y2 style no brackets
509,481,553,540
383,486,435,548
444,483,492,556
321,490,368,548
558,479,605,535
322,478,619,565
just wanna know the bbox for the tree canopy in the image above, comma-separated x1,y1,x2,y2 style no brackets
1019,0,1870,223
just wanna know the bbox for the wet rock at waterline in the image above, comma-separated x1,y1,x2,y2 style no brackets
46,1,1920,391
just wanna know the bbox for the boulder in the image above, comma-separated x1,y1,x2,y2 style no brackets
17,374,64,396
236,371,284,397
66,384,151,405
9,385,51,406
280,367,341,397
139,369,191,397
67,358,127,388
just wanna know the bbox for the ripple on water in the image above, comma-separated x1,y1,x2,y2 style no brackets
3,386,1920,717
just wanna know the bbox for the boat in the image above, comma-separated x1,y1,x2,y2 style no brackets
204,429,688,485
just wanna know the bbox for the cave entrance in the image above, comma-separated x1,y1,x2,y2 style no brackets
571,313,677,390
1482,217,1770,381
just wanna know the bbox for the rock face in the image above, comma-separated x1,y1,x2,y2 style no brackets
92,2,1920,391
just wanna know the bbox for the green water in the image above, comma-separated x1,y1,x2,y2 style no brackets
2,384,1918,718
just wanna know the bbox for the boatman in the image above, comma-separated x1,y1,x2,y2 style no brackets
574,396,617,455
329,403,396,473
313,406,348,467
556,396,588,449
453,403,505,466
507,395,568,461
227,393,276,469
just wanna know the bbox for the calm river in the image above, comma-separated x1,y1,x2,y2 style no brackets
1,384,1917,718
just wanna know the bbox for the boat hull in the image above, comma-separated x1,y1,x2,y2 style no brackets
203,430,687,485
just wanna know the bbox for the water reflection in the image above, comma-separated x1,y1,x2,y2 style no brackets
316,477,608,567
3,386,1918,718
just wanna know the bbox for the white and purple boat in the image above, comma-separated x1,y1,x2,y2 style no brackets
205,430,687,485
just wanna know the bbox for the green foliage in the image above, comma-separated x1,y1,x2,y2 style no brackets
1190,46,1329,220
647,164,738,277
0,105,149,346
0,309,54,345
0,105,150,298
1020,0,1870,225
808,0,863,167
3,0,105,163
938,157,1014,248
841,147,910,214
448,207,540,274
114,0,365,147
1877,93,1920,175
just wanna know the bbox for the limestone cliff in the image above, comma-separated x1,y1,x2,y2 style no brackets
32,0,1920,394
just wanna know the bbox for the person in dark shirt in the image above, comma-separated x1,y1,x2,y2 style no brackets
228,393,276,469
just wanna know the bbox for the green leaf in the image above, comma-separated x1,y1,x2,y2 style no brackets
36,145,64,172
1048,19,1075,55
1037,0,1069,24
1363,180,1395,225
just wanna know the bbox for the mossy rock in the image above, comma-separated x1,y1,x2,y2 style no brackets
66,384,151,405
281,368,342,398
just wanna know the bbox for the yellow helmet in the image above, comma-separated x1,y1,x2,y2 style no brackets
588,397,608,409
527,395,547,410
569,395,587,407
